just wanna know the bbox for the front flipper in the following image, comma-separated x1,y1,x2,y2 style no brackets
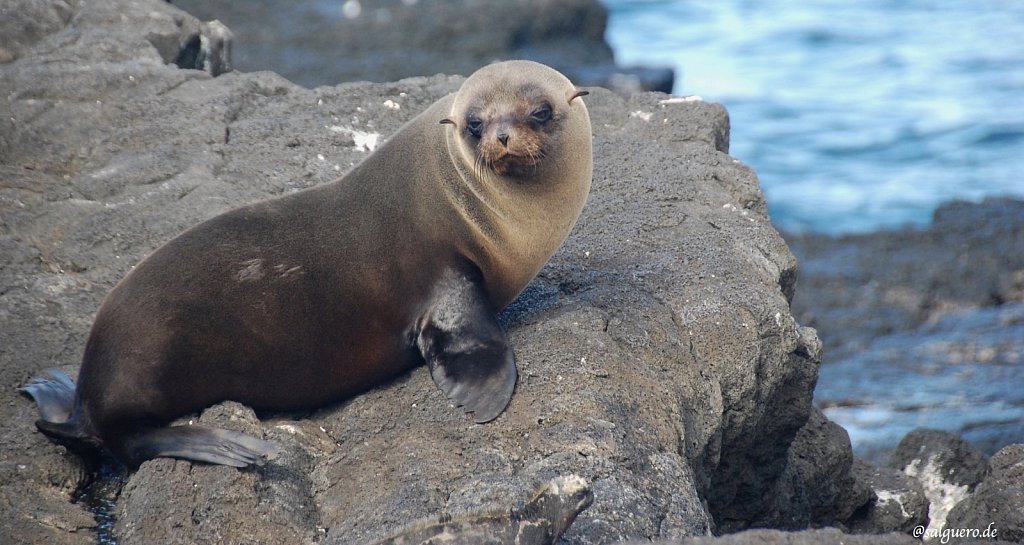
416,266,517,423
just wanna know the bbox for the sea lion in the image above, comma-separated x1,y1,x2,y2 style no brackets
21,60,593,469
371,475,594,545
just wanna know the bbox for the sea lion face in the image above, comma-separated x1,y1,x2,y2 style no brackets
443,61,588,179
463,89,552,177
437,60,593,308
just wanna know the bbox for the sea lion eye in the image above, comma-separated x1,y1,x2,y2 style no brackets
531,104,552,124
466,115,484,138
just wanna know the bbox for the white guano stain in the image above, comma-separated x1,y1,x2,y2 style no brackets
874,489,912,520
659,96,704,104
629,110,653,122
328,125,380,152
903,456,971,538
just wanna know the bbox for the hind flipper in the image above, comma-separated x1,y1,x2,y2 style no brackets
119,425,280,468
19,369,76,423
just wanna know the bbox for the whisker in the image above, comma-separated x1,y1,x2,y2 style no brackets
474,152,485,180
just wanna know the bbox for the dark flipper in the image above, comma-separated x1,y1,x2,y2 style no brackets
21,370,277,469
19,369,76,424
21,370,98,459
119,425,280,469
416,266,518,423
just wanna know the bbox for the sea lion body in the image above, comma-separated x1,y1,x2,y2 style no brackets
22,61,592,468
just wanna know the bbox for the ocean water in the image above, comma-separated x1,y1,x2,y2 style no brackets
604,0,1024,234
815,303,1024,461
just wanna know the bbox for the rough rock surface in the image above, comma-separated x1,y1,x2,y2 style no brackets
846,458,928,535
2,1,864,544
890,429,990,490
169,0,674,93
0,0,73,62
731,408,870,532
888,429,989,538
945,444,1024,544
628,527,920,545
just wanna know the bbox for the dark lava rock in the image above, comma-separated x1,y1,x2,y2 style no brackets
759,408,871,530
0,0,75,63
114,401,322,544
888,429,989,538
626,527,920,545
846,458,928,535
713,407,871,532
788,197,1024,363
2,1,866,544
945,444,1024,544
890,429,990,489
169,0,674,93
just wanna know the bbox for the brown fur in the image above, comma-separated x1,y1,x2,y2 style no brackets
22,60,593,468
441,60,593,307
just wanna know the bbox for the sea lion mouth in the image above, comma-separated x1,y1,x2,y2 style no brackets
485,151,544,177
473,121,547,177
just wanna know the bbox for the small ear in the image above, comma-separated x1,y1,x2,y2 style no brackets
439,118,456,125
568,89,589,104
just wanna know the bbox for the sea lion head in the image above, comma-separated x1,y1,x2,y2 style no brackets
441,60,589,179
436,60,592,309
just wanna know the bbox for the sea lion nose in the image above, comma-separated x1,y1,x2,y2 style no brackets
497,131,509,147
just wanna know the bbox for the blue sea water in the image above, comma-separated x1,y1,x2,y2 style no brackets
815,303,1024,460
604,0,1024,234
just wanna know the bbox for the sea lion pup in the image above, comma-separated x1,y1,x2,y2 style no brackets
21,60,593,469
371,475,594,545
